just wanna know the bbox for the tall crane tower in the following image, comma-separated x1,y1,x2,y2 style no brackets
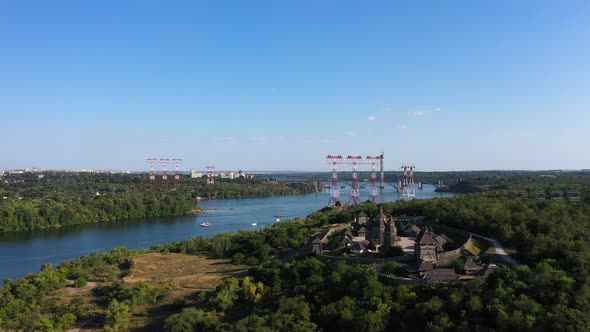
147,158,157,183
206,165,216,185
160,158,170,181
172,159,182,181
326,155,343,206
366,155,381,202
379,152,385,189
401,164,416,199
347,155,363,204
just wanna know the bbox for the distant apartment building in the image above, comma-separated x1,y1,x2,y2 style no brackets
190,169,204,178
191,168,254,180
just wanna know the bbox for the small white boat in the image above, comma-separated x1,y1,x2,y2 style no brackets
251,222,257,226
200,222,211,227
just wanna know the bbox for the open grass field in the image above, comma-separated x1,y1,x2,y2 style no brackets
126,253,246,291
64,253,246,332
125,253,247,331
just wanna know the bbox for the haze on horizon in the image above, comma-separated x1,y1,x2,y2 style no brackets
1,1,589,172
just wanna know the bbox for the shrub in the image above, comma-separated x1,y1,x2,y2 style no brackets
73,276,87,288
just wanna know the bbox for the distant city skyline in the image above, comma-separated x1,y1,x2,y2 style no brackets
1,1,589,171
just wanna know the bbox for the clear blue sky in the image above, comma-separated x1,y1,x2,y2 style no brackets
1,1,589,171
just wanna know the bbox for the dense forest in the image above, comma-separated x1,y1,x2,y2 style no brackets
0,172,315,232
1,185,590,331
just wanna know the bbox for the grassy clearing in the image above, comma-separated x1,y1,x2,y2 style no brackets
125,253,247,313
463,239,481,256
463,238,494,256
124,253,247,330
63,253,246,332
126,253,245,289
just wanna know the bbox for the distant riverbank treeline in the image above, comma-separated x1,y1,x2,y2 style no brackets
0,172,315,232
273,169,590,195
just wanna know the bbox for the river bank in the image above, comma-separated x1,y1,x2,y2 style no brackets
0,184,451,280
0,173,316,233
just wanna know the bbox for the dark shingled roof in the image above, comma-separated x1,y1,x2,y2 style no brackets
434,235,448,246
358,227,367,233
343,233,355,242
409,225,421,233
312,237,322,244
404,225,421,237
423,269,460,282
376,208,387,222
405,261,434,273
464,257,483,272
358,211,367,217
418,261,434,272
351,241,368,252
418,232,439,246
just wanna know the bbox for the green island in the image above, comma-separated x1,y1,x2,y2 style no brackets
0,172,315,232
1,173,590,331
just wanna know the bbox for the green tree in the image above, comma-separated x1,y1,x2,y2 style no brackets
56,313,77,330
73,276,86,288
211,277,240,311
164,307,218,332
318,296,357,331
241,277,264,303
104,299,130,332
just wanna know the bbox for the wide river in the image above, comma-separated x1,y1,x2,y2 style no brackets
0,184,452,280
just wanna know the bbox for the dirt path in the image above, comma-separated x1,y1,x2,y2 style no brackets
63,281,98,296
473,234,520,266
